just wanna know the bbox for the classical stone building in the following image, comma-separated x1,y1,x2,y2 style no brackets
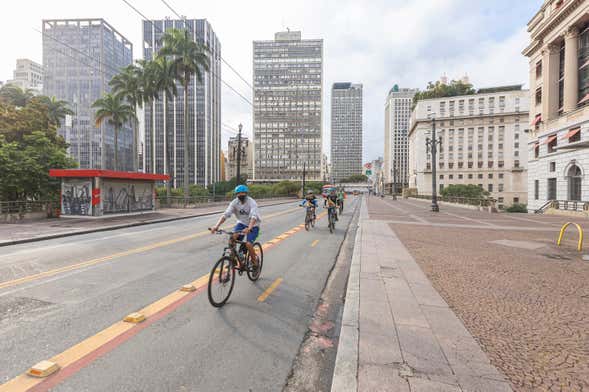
523,0,589,211
409,87,530,209
226,136,253,181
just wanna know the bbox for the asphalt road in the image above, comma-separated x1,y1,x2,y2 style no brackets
0,197,359,392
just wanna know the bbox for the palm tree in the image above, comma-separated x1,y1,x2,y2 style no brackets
37,96,74,127
147,56,178,200
110,64,144,171
159,28,210,199
0,84,35,107
92,93,135,171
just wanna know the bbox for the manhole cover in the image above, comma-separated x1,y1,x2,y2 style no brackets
542,254,572,261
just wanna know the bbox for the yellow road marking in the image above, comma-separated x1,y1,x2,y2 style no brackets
0,207,299,291
311,240,319,247
257,278,283,302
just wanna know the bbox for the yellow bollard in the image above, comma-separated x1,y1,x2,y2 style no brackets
557,222,584,252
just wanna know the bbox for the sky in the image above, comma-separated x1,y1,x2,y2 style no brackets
0,0,541,162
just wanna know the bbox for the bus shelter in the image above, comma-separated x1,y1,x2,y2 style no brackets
49,169,169,217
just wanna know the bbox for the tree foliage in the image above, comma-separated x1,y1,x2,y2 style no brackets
0,84,35,107
413,80,476,108
0,99,76,201
440,184,489,199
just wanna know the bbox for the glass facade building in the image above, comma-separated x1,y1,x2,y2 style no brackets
253,31,323,181
331,83,363,182
143,19,221,187
43,19,133,171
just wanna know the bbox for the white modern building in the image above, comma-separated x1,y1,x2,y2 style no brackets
253,31,323,181
7,59,43,92
409,86,530,209
143,19,222,187
523,0,589,212
331,82,363,181
384,85,417,193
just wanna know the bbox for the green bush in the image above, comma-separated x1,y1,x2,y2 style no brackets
440,184,489,199
505,203,528,213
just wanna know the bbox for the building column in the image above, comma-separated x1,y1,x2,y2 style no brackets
564,27,580,112
542,43,560,121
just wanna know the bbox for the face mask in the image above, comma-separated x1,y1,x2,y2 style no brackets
238,195,247,202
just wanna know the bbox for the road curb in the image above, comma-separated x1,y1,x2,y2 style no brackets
330,199,364,392
0,199,295,247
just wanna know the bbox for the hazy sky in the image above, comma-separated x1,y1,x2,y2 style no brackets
0,0,540,162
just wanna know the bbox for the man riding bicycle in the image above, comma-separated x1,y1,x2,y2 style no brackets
300,190,318,221
210,185,261,270
337,189,345,212
326,189,338,222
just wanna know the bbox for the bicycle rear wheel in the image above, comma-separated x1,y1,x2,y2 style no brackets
208,256,235,307
247,242,264,281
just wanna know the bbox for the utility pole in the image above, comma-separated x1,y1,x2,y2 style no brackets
392,162,397,200
235,123,243,185
426,116,441,212
302,162,306,195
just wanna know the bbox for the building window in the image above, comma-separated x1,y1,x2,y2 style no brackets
514,197,520,204
534,180,539,200
548,135,558,153
578,23,589,104
449,174,454,180
534,144,540,158
488,184,493,192
567,165,582,201
439,174,444,179
468,174,473,179
458,174,463,179
514,160,520,168
498,184,504,192
536,60,542,79
535,87,542,106
478,173,483,179
488,173,493,179
550,161,556,172
547,178,557,200
570,128,581,143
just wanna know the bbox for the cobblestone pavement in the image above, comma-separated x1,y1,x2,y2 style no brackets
367,196,589,392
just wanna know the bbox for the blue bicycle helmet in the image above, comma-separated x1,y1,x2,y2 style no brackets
234,184,249,194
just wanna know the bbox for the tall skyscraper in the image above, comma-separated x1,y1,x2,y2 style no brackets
331,83,363,181
7,59,43,92
143,19,221,187
253,31,323,181
384,85,417,193
43,19,133,171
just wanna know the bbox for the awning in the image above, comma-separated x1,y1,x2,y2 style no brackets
531,142,539,149
531,114,542,126
579,94,589,105
560,127,581,140
542,135,557,145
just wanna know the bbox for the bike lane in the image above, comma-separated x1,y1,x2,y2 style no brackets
29,198,358,392
0,202,310,390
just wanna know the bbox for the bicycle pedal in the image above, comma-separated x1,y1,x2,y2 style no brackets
238,270,244,276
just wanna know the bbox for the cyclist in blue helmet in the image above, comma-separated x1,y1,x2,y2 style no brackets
211,184,261,269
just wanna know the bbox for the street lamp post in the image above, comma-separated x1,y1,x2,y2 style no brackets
426,116,442,212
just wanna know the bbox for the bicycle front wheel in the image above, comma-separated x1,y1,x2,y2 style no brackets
208,256,236,307
247,242,264,281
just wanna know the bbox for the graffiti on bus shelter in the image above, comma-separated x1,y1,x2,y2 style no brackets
61,180,92,216
103,181,153,214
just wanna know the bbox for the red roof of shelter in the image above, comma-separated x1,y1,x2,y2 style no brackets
49,169,169,181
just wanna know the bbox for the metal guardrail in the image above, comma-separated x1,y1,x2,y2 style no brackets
548,200,589,212
412,194,496,207
0,200,60,215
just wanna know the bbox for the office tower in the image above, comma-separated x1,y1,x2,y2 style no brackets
7,58,43,92
43,19,133,170
143,19,221,187
331,83,363,181
253,31,323,181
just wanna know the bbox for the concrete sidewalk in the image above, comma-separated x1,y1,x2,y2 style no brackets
0,198,295,247
331,198,513,392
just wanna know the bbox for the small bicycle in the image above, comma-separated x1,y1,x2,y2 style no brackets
207,229,264,307
303,204,316,231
